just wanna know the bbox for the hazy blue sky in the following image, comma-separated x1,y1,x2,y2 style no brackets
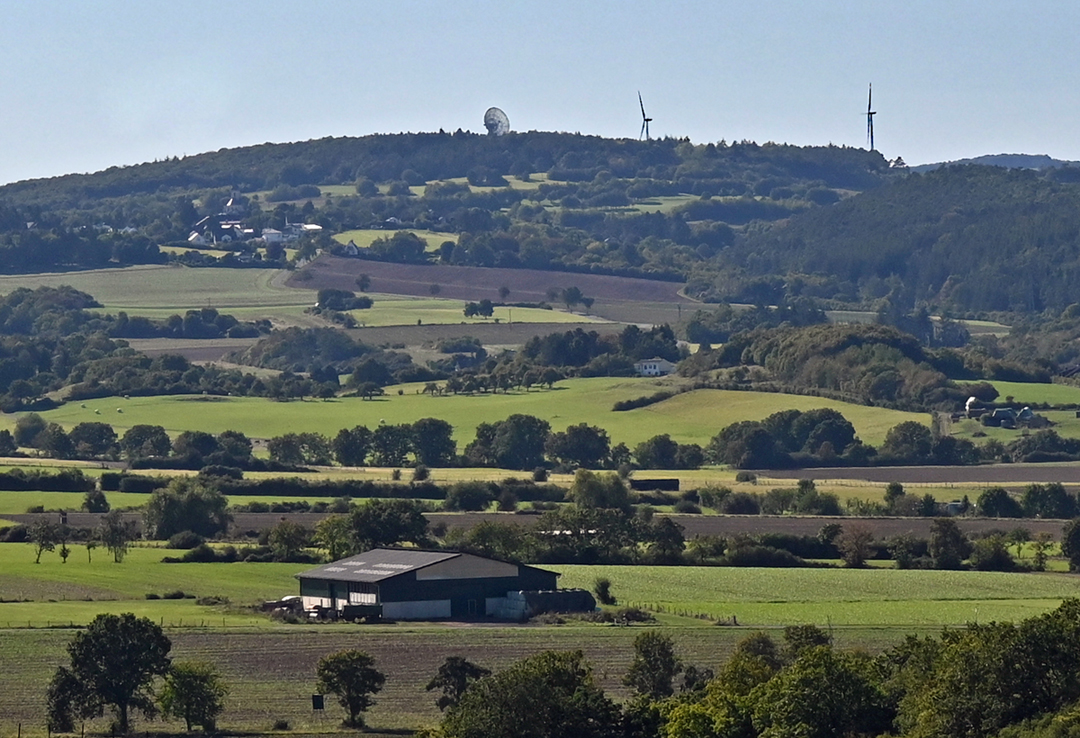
1,1,1076,184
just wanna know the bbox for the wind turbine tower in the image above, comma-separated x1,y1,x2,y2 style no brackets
866,84,877,151
638,92,653,140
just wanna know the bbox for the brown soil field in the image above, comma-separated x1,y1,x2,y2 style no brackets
763,463,1080,485
291,255,692,307
126,337,259,362
0,624,910,734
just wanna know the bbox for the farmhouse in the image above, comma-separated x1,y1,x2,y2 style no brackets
296,548,563,620
634,356,677,376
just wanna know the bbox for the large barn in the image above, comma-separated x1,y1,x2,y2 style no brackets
296,548,562,620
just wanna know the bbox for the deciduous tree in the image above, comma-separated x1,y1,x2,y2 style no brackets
159,661,228,732
316,650,386,728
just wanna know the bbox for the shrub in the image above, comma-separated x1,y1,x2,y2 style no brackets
735,471,758,483
166,530,205,550
719,545,806,567
673,500,702,514
412,464,430,482
162,590,191,600
594,577,616,606
532,467,548,482
719,492,761,515
145,593,161,600
698,486,732,510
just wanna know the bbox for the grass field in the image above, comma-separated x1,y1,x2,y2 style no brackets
553,565,1079,626
988,380,1080,405
332,228,458,253
351,294,606,327
0,543,302,609
7,379,928,448
0,265,312,322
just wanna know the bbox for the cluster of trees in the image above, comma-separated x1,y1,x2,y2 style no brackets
706,410,982,470
720,164,1080,313
257,416,703,472
680,322,1044,412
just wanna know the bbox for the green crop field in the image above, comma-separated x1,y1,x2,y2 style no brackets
0,265,312,320
0,491,152,515
553,565,1080,626
7,380,928,447
352,294,606,327
332,228,458,252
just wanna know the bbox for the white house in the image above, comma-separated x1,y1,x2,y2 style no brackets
633,357,677,377
261,228,283,244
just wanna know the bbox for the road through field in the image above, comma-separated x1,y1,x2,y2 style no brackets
763,463,1080,485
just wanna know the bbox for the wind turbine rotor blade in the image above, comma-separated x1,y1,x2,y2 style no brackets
639,91,647,119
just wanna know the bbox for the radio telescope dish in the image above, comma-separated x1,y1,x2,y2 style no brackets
484,107,510,136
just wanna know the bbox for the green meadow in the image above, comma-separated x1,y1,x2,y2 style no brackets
8,379,928,447
0,543,301,614
332,228,458,252
553,565,1080,627
3,543,1077,631
352,294,605,327
988,380,1080,405
0,265,312,321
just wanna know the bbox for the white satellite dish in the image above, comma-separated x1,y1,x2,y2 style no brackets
484,107,510,136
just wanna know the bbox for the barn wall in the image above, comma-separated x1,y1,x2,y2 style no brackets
383,599,451,619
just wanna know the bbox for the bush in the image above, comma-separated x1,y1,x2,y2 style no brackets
532,467,548,482
445,481,496,511
594,577,616,606
719,492,761,515
145,593,161,600
412,464,430,482
162,590,192,600
673,500,702,514
166,531,205,550
735,471,758,483
719,545,807,567
698,486,732,510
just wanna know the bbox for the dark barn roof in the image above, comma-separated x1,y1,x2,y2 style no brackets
297,549,458,583
296,548,558,584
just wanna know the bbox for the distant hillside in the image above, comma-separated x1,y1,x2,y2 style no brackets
912,153,1080,173
707,164,1080,313
0,132,889,209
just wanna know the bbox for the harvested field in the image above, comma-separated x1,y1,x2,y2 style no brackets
291,255,691,307
763,463,1080,485
0,624,924,735
126,337,259,362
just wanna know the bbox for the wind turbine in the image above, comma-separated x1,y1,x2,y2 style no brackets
638,92,653,140
866,84,877,151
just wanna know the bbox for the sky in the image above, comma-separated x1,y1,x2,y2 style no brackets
1,0,1077,185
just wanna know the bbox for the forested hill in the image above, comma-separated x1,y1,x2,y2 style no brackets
0,131,888,208
715,165,1080,313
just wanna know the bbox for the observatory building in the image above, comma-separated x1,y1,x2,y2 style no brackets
296,547,564,620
